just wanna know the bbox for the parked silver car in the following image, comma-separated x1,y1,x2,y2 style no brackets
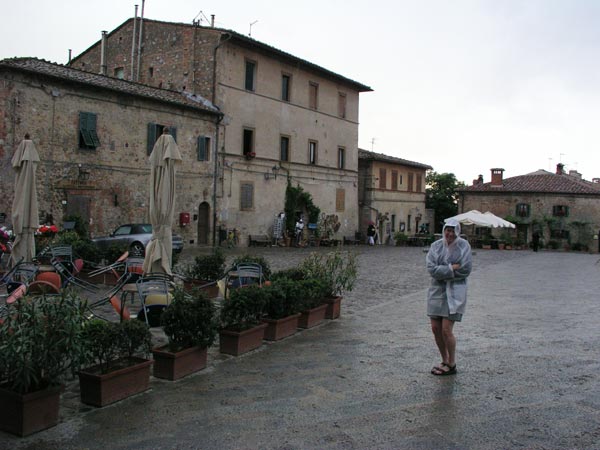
92,223,184,257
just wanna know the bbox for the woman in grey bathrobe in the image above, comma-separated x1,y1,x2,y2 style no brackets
426,218,472,376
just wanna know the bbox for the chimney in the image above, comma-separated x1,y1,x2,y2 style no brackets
490,168,504,186
556,163,564,175
100,31,108,75
211,15,215,27
472,174,484,186
568,170,582,180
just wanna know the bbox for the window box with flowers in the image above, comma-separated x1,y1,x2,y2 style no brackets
245,151,256,160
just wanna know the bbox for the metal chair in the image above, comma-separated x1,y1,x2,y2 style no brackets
0,261,39,295
136,276,173,327
224,263,263,298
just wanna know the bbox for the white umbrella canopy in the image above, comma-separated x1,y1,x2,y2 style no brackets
9,136,40,267
142,131,182,275
483,211,516,229
445,210,515,228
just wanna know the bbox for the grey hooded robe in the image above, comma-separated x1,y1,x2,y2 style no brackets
426,219,472,316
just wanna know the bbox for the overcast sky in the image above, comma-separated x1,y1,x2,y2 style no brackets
2,0,600,184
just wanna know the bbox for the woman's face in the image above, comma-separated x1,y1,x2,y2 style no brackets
444,226,457,244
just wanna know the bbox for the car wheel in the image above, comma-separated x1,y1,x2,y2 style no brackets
130,242,145,257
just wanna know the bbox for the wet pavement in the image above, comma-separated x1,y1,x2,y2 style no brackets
2,245,599,449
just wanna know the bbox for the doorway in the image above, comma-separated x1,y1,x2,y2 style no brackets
197,202,210,245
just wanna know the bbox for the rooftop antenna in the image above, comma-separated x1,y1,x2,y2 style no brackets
192,10,211,25
371,137,376,151
249,20,258,37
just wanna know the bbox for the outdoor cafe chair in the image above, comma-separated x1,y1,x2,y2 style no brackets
136,276,173,327
224,263,263,298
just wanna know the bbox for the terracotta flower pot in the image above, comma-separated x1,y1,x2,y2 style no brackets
324,296,342,320
78,357,153,407
298,303,328,329
152,345,208,381
0,384,62,437
262,313,301,341
219,323,268,356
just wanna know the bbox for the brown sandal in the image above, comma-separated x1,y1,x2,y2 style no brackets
432,364,457,376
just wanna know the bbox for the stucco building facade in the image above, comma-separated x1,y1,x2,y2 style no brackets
72,18,372,245
458,165,600,251
0,57,221,244
358,149,432,244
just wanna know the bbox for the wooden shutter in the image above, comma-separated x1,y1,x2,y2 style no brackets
379,168,387,189
240,183,253,210
197,136,207,161
147,123,157,155
336,188,345,212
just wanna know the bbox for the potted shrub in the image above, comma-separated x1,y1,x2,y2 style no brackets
152,287,217,380
219,285,267,356
181,248,225,298
0,292,87,436
297,277,330,328
228,254,272,280
394,231,408,246
262,276,303,341
78,319,152,407
299,251,358,319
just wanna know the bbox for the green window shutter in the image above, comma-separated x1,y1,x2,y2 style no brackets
79,112,94,147
147,123,157,155
87,113,100,147
197,136,206,161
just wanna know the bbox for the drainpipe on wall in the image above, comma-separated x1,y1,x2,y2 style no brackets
100,31,108,75
212,115,223,246
136,0,145,82
130,4,138,81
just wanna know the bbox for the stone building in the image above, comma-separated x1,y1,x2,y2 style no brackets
72,18,372,245
358,149,432,244
458,165,600,251
0,57,221,244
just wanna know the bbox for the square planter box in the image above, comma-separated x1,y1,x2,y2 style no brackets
298,303,328,329
183,280,220,298
262,313,301,341
219,323,268,356
0,384,62,437
78,357,153,407
324,296,342,320
152,345,208,381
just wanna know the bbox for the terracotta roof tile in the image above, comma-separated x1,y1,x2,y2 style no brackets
358,149,432,170
0,57,222,115
460,170,600,195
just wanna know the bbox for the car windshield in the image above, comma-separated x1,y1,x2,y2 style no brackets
114,226,132,236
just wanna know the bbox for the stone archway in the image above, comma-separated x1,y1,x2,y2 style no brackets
197,202,210,245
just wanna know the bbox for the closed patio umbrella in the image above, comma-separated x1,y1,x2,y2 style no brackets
142,130,182,275
9,136,40,267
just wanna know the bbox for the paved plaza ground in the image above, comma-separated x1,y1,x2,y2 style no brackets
2,245,599,449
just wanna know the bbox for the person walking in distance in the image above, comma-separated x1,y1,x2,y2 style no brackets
426,218,472,375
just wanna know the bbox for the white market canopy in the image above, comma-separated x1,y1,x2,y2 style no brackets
445,210,516,229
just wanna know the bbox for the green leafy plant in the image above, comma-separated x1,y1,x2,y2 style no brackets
220,285,266,331
270,268,305,282
81,319,152,374
284,182,321,234
298,277,329,309
160,287,217,352
228,254,272,279
265,278,304,319
183,248,226,282
0,292,87,394
299,251,358,297
394,232,408,246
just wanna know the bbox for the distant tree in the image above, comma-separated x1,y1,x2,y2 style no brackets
425,171,465,232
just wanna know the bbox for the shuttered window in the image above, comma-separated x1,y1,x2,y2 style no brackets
197,136,210,161
379,168,387,189
309,82,318,110
282,74,291,101
338,147,345,169
336,188,345,212
280,136,290,162
79,112,101,150
338,92,346,118
391,170,398,190
245,60,256,91
240,183,254,210
147,123,177,155
407,173,414,192
416,174,422,192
